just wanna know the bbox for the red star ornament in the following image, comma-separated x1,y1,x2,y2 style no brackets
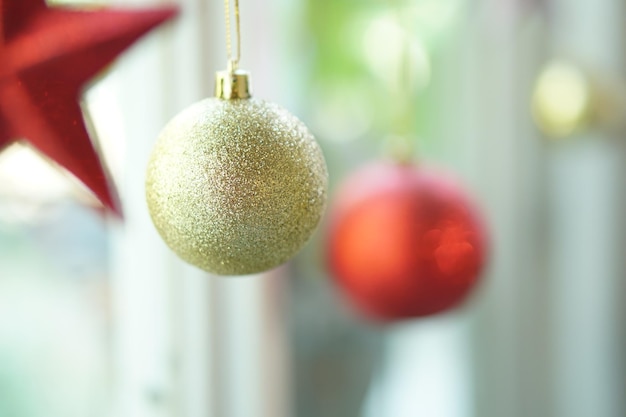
0,0,178,215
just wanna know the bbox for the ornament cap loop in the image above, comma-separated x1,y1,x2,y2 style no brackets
215,69,252,99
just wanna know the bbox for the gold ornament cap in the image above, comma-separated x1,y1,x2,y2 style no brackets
215,68,252,99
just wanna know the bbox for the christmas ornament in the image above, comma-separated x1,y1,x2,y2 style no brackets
146,0,328,276
327,161,487,322
0,0,178,215
532,59,626,139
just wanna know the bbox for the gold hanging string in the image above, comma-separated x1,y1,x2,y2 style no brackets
216,0,250,99
224,0,241,71
385,0,417,161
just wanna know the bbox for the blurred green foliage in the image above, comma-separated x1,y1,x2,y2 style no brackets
301,0,468,155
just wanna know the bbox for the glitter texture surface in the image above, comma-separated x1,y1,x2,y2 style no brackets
146,98,328,276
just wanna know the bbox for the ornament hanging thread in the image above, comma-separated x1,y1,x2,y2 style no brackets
146,0,328,276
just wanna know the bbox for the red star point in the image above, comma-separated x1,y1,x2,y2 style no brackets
0,0,178,216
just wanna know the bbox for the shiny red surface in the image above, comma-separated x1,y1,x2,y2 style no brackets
327,161,488,322
0,0,178,215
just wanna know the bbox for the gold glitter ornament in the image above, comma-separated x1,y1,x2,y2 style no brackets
145,68,328,275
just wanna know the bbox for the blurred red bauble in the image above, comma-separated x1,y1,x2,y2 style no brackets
326,161,488,322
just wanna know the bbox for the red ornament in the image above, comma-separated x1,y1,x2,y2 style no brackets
327,161,488,322
0,0,178,215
